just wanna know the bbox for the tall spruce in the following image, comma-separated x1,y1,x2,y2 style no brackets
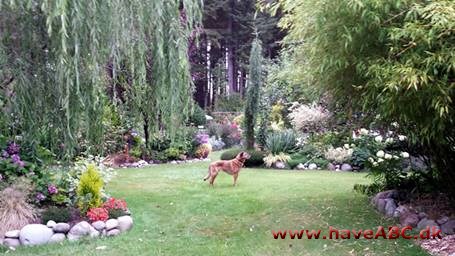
244,38,263,149
0,0,202,158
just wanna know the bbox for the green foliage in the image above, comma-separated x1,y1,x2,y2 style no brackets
108,209,127,219
41,206,71,224
265,130,297,155
220,149,266,167
215,93,245,112
263,153,291,168
164,147,183,160
244,38,264,149
0,0,202,159
189,104,207,126
76,165,103,214
350,147,371,168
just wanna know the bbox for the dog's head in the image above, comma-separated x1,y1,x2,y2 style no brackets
236,151,251,161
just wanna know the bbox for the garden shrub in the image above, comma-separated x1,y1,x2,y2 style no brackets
76,165,104,214
288,103,330,133
189,104,207,126
215,93,244,112
41,206,71,223
164,147,183,160
194,144,212,159
265,130,297,155
324,146,353,164
263,153,291,168
220,149,265,167
0,180,37,237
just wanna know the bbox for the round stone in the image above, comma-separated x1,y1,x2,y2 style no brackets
19,224,54,245
92,221,106,231
105,219,119,230
48,233,66,243
106,229,120,237
53,223,70,233
46,220,57,228
5,230,20,238
117,216,133,232
3,238,21,248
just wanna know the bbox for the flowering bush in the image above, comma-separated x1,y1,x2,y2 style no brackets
103,197,128,211
288,103,330,132
87,207,109,222
194,144,212,159
263,153,291,168
324,146,353,164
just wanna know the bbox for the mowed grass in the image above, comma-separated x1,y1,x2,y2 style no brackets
9,152,426,256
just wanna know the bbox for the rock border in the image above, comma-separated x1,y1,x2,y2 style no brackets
371,190,455,235
120,158,211,168
1,215,133,249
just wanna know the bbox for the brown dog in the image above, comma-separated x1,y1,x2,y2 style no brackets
203,151,251,186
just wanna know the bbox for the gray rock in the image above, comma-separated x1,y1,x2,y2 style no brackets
384,198,397,218
106,229,120,237
400,212,419,227
117,216,133,232
3,238,20,248
67,221,92,240
417,218,438,231
376,198,386,213
19,224,53,245
371,190,398,205
105,219,119,230
327,163,336,171
436,216,449,225
89,227,100,238
92,221,106,231
340,163,353,171
53,223,70,233
308,163,317,170
48,233,66,244
274,161,286,169
393,205,409,218
295,163,306,170
441,220,455,235
418,212,428,220
46,220,57,228
5,230,20,238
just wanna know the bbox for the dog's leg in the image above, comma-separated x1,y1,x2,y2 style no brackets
203,166,212,181
209,167,218,186
233,173,239,186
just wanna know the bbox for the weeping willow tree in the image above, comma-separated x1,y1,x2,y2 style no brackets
0,0,202,159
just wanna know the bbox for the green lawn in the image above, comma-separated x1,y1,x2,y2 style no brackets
9,152,426,256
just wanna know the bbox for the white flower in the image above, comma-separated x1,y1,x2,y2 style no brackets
374,135,383,143
373,162,379,167
336,147,343,152
376,150,385,158
385,138,394,144
350,144,356,148
372,131,380,136
387,131,394,136
400,152,410,158
344,144,350,149
377,158,384,163
391,122,399,128
398,135,407,141
384,153,392,160
393,155,399,160
352,131,358,139
360,128,369,135
368,157,375,163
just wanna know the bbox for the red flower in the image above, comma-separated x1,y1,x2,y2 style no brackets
103,198,128,211
87,207,109,222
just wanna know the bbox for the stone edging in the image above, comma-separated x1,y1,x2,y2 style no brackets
371,190,454,235
1,215,133,249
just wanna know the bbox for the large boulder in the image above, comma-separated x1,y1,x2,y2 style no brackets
19,224,54,245
308,163,317,170
3,238,20,248
441,220,455,235
92,221,106,231
48,233,66,244
417,218,439,231
117,216,133,232
106,219,119,231
371,190,398,206
393,205,409,218
376,198,386,213
384,199,397,218
340,163,353,171
67,221,92,241
400,212,420,227
53,223,70,233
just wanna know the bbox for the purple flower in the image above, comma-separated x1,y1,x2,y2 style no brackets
11,154,21,164
1,150,9,158
36,193,46,201
195,133,209,145
17,160,25,168
48,184,58,195
6,142,20,155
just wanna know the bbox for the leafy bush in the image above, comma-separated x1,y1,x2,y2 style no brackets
263,153,291,168
324,146,353,164
41,206,71,224
265,130,297,155
350,147,371,168
189,104,207,126
194,144,212,159
220,149,265,167
215,93,244,112
76,165,104,214
108,208,127,219
288,103,330,133
164,147,183,160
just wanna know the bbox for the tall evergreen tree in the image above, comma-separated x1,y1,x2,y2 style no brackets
244,38,263,149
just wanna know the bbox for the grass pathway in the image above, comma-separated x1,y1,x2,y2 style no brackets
10,152,427,255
